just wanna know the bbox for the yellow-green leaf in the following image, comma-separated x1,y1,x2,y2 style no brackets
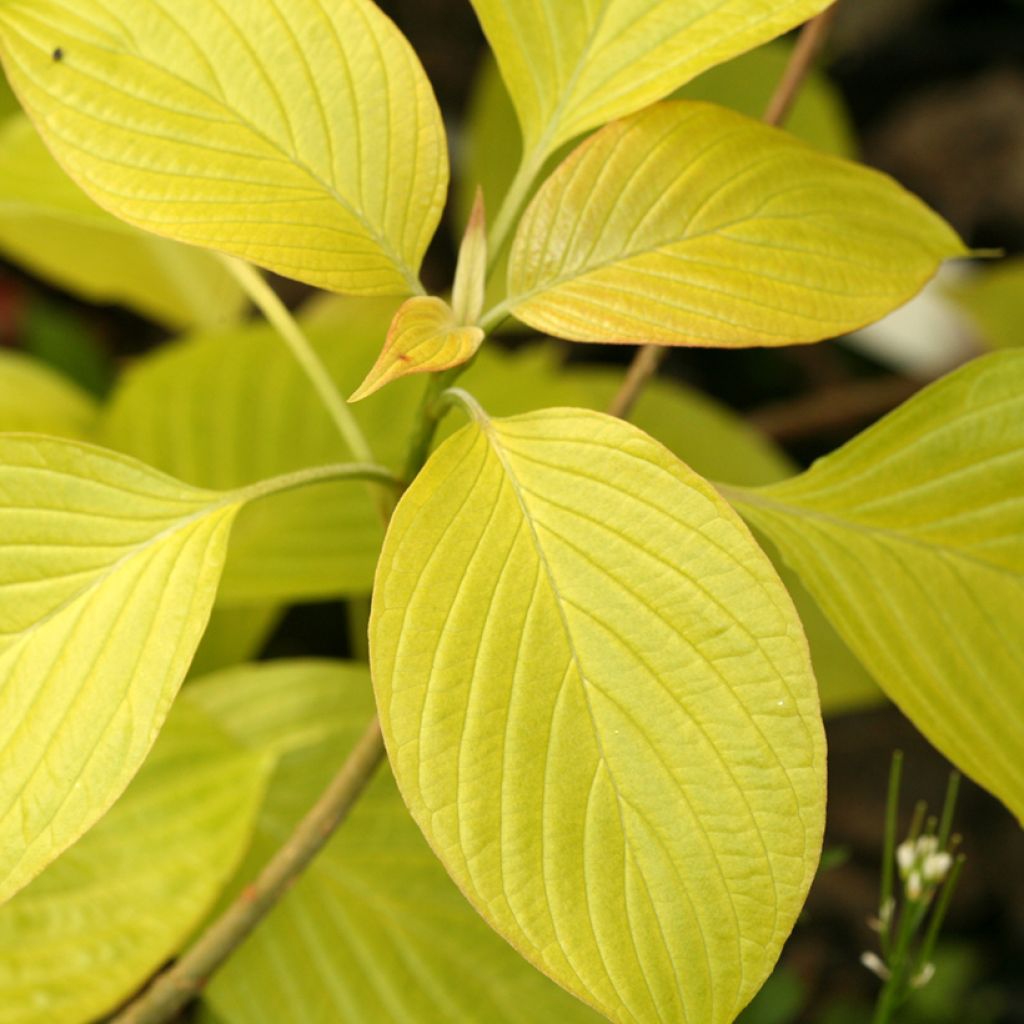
98,313,403,603
0,700,268,1024
0,349,96,436
371,404,826,1023
0,113,245,329
725,352,1024,821
350,297,485,402
503,102,964,347
0,0,448,295
0,436,247,901
188,660,603,1024
469,0,833,160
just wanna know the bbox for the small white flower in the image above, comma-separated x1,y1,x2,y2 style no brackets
912,962,936,988
861,951,891,980
923,851,953,883
906,870,924,901
897,839,916,876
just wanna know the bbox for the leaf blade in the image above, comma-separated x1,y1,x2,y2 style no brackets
469,0,834,158
0,436,243,901
726,352,1024,820
371,406,826,1023
506,102,964,347
0,700,268,1024
0,0,448,295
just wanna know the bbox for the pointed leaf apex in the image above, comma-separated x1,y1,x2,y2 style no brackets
349,296,484,402
452,187,488,325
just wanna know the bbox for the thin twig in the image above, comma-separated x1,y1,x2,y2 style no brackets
762,2,842,128
111,718,387,1024
607,2,840,420
606,345,667,419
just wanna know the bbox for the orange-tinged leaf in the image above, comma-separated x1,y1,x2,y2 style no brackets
350,297,485,402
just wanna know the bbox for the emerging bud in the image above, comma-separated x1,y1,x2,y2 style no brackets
906,870,924,901
912,962,936,988
923,850,953,883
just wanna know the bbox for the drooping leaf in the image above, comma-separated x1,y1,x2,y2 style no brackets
189,604,283,679
0,113,245,329
187,660,603,1024
725,352,1024,821
503,102,964,346
0,348,97,436
469,0,834,161
371,404,826,1023
0,701,268,1024
350,297,484,402
0,0,448,295
98,312,404,603
675,40,855,157
0,436,247,901
0,435,374,901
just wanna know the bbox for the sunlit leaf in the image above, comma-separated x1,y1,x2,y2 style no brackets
188,660,603,1024
456,344,881,715
98,312,404,603
372,404,826,1023
504,102,964,347
0,349,96,436
469,0,834,160
0,0,448,295
0,436,249,901
350,297,484,402
0,113,245,329
0,701,268,1024
725,352,1024,821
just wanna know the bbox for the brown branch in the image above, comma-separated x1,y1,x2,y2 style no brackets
111,717,387,1024
762,2,842,128
747,375,920,442
607,2,840,420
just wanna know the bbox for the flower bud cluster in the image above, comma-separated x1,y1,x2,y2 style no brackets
896,834,953,902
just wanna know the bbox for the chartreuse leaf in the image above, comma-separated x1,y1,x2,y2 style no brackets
371,404,826,1023
469,0,833,160
0,435,383,901
187,660,602,1024
724,352,1024,821
0,0,447,295
0,349,96,436
500,102,965,346
0,700,268,1024
350,297,485,402
0,113,245,329
98,311,407,603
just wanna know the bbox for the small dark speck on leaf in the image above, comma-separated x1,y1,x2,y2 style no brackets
52,47,64,62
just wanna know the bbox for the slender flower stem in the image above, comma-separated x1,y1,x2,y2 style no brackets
110,718,387,1024
221,256,375,465
486,145,547,273
607,2,839,420
879,751,903,958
